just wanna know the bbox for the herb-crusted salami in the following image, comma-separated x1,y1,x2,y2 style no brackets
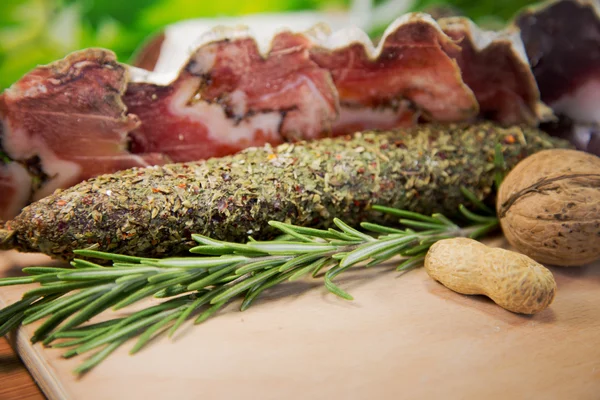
1,123,568,260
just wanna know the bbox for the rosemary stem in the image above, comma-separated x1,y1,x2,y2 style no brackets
0,194,500,374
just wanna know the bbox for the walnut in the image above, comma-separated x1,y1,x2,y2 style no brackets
497,149,600,266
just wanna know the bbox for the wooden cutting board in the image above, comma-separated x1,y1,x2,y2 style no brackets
1,239,599,400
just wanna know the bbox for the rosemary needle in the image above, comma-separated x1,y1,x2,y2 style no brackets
0,190,499,374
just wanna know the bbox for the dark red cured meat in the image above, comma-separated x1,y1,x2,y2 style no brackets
309,15,479,133
440,17,551,125
124,81,282,162
0,49,170,219
0,13,553,220
516,0,600,155
517,0,600,110
125,30,339,162
0,160,31,222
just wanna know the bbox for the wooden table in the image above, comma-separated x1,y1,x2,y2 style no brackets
0,337,44,400
0,252,48,400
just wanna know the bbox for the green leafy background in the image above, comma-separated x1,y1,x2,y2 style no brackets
0,0,539,90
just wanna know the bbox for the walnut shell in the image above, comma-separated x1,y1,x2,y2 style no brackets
497,149,600,266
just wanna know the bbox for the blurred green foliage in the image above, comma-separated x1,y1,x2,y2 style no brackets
0,0,539,90
412,0,538,21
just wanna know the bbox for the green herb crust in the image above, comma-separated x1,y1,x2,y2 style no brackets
1,123,568,260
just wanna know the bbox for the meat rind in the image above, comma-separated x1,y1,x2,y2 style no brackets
130,11,362,75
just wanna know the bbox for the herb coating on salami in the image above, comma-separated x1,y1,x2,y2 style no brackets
1,123,569,260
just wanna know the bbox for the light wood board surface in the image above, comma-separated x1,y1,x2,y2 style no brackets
1,240,599,400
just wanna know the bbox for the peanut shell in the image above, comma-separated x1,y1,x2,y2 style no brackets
425,238,556,314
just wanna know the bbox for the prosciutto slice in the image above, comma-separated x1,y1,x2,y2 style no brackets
0,49,169,221
125,29,338,162
125,14,482,161
516,0,600,155
439,17,552,125
0,12,549,220
308,14,478,133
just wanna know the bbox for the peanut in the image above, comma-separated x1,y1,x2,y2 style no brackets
424,238,556,314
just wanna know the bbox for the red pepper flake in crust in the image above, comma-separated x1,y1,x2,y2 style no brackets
0,123,568,261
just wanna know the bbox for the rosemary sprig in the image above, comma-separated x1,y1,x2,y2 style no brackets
0,192,498,374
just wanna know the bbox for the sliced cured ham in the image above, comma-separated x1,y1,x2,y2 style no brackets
308,14,478,133
516,0,600,155
124,28,338,162
125,14,484,160
439,17,552,125
517,0,600,123
0,49,170,220
0,12,550,220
